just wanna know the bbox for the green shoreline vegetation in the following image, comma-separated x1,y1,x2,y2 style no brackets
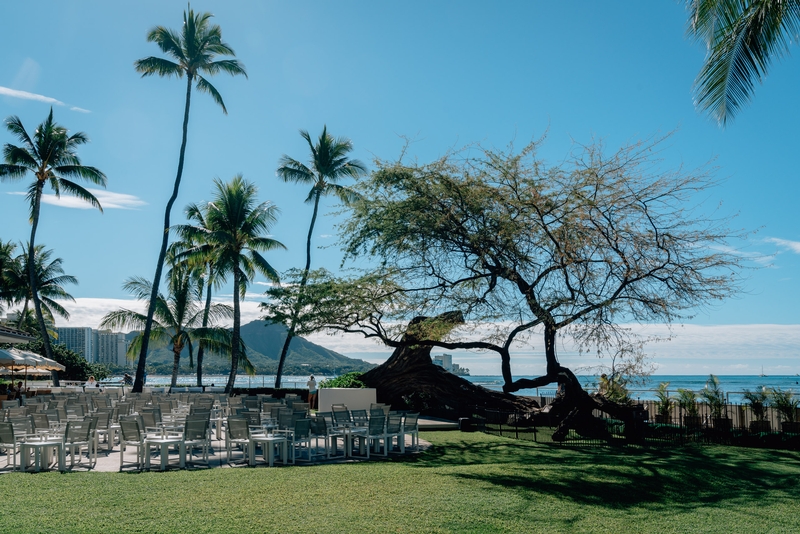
1,431,798,533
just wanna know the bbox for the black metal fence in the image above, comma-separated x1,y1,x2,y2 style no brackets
467,404,800,450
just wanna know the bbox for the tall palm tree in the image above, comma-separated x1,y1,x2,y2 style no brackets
133,6,247,393
687,0,800,125
100,266,234,389
274,126,366,387
5,244,77,330
169,203,225,386
0,240,18,313
0,109,105,357
175,175,285,393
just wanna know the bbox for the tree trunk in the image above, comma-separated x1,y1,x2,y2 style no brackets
361,314,638,439
27,184,55,360
225,267,241,394
196,268,213,387
361,314,540,417
170,345,181,389
134,74,194,393
275,191,321,388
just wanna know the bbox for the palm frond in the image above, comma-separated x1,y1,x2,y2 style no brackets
200,58,247,78
195,75,227,113
54,179,103,212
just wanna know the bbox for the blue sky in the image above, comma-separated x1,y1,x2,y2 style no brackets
1,1,798,374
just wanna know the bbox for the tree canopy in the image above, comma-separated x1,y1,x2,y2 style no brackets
320,135,745,395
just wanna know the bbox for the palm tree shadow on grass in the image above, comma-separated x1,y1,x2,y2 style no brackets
410,435,800,511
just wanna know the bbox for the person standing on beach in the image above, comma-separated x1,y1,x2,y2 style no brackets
307,375,317,410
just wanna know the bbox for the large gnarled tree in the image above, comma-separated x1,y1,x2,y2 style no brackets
318,134,743,436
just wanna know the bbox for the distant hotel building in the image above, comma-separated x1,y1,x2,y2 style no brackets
55,327,129,366
94,330,128,366
432,353,469,376
56,327,93,361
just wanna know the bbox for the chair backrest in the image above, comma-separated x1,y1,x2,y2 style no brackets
119,417,142,443
94,410,112,430
184,418,209,441
351,410,368,426
403,412,419,431
316,412,334,429
0,421,15,444
369,415,386,435
387,414,403,434
116,402,131,416
32,412,50,430
243,399,260,411
370,408,385,419
1,399,20,408
143,407,162,424
310,416,327,437
186,412,210,424
278,411,293,430
294,418,311,439
242,411,261,427
227,417,249,440
44,409,60,422
332,408,352,426
9,416,34,436
83,415,98,434
66,404,85,418
140,411,156,429
190,408,211,421
159,402,173,415
65,420,92,443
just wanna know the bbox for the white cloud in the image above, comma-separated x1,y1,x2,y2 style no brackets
0,84,91,114
8,189,146,210
0,86,63,106
766,237,800,254
27,297,800,376
319,234,334,239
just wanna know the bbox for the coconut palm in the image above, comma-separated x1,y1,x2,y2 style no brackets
4,244,77,330
0,110,105,357
132,5,247,392
175,175,285,393
687,0,800,125
0,240,18,313
273,126,366,387
169,203,226,386
100,267,235,389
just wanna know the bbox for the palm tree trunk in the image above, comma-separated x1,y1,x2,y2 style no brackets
27,183,54,360
16,297,29,329
171,345,181,389
225,267,241,393
196,268,213,387
134,74,194,393
274,192,321,388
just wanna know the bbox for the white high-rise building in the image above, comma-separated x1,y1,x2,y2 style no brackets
55,327,94,361
94,330,128,366
432,353,453,372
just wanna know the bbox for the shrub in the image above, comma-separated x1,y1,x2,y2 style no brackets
677,388,699,417
742,387,769,421
319,372,366,389
769,388,799,422
655,382,673,418
700,374,726,419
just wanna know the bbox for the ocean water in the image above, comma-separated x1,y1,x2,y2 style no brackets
117,373,800,403
464,375,800,402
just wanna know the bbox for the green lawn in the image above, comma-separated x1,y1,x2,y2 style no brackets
1,432,799,533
